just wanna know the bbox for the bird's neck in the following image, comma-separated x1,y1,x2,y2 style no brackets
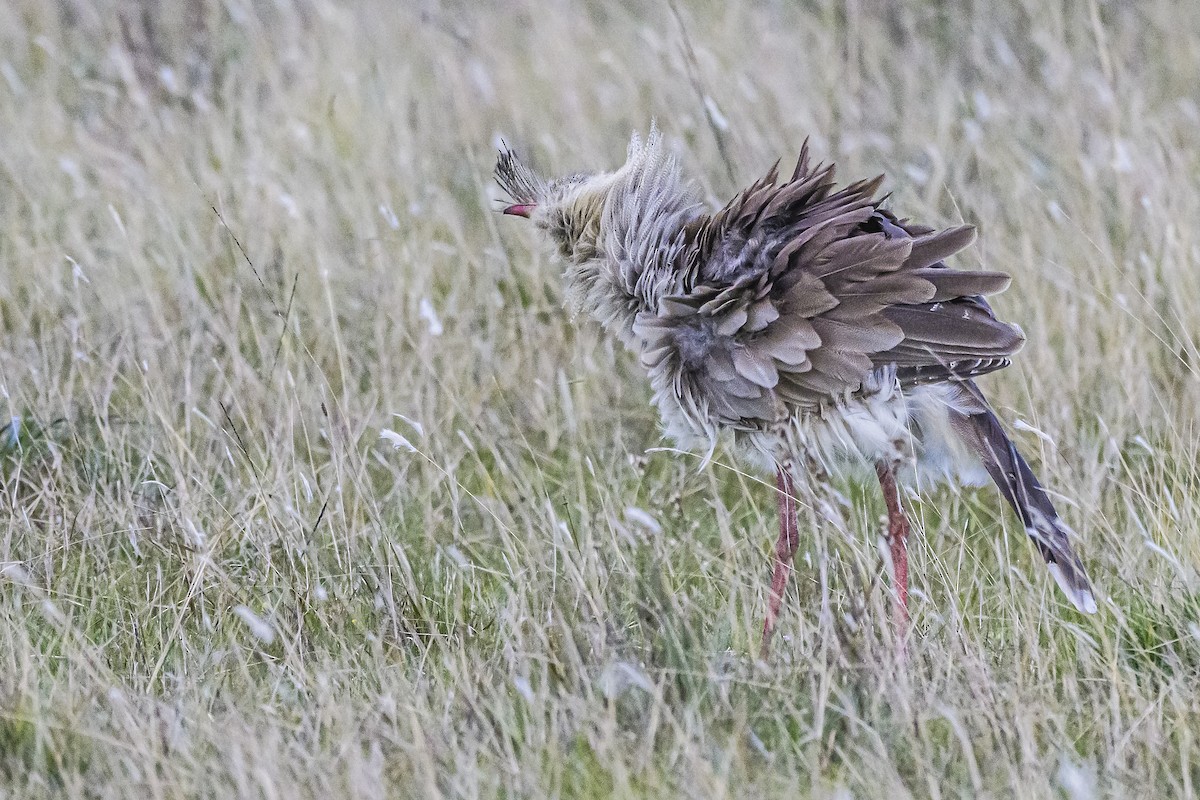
562,170,702,349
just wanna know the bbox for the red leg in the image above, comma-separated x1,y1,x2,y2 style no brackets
761,466,800,658
874,461,911,644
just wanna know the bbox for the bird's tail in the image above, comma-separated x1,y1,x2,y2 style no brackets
947,391,1097,614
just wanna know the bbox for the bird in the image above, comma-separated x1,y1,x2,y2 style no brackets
495,124,1096,655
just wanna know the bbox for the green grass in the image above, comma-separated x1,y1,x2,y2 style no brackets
2,0,1200,796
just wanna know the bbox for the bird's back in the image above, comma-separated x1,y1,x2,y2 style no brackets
634,143,1025,445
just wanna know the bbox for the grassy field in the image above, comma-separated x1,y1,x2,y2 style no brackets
2,1,1199,797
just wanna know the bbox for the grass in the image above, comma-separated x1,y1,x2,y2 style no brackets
1,0,1199,796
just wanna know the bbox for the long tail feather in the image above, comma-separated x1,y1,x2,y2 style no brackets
948,391,1097,614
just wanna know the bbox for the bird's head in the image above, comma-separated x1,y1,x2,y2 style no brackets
495,146,616,262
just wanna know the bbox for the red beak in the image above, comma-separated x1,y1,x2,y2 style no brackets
502,203,536,218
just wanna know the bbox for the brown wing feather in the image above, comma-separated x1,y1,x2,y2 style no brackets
635,145,1025,428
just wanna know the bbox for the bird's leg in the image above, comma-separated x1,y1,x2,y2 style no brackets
874,461,910,644
761,465,800,658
